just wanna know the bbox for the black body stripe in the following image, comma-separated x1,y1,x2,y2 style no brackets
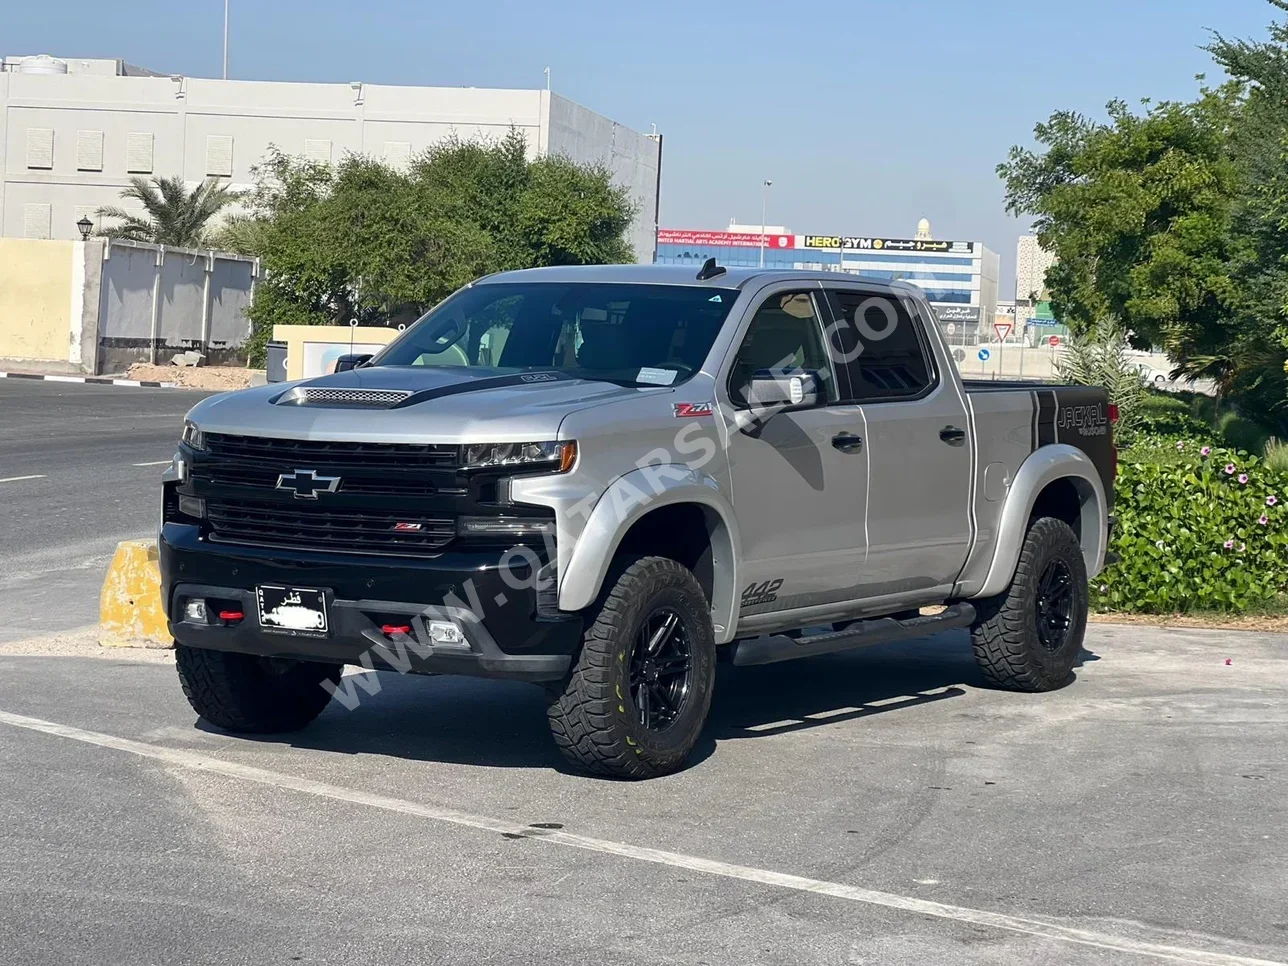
389,371,575,408
1037,389,1057,446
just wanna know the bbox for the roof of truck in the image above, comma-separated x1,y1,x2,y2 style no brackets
475,263,923,296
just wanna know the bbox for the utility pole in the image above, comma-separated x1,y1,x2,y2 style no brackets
223,0,230,79
759,179,773,268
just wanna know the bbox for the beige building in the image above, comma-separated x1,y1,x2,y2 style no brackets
1015,233,1057,304
0,54,661,260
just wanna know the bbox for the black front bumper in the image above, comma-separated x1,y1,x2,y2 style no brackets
160,524,582,683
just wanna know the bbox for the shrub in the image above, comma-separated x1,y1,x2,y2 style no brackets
1265,437,1288,474
1092,443,1288,612
1218,411,1272,455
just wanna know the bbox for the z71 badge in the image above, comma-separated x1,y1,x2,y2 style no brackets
673,402,715,418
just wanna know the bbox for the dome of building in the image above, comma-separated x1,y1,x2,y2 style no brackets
915,218,932,240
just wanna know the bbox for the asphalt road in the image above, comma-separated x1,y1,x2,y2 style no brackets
0,625,1285,965
0,378,1285,965
0,379,213,641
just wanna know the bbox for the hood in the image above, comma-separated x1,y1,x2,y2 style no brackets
186,366,662,443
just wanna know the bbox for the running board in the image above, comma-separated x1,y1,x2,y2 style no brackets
730,603,977,667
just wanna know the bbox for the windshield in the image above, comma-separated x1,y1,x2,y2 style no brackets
371,282,739,387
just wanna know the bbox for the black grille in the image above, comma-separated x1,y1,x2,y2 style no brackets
194,433,467,555
204,433,459,469
206,499,456,555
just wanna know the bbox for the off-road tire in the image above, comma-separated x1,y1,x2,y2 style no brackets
970,516,1088,692
175,644,342,733
547,556,716,779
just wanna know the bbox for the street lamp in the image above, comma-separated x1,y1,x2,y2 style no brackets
76,215,93,241
759,179,773,268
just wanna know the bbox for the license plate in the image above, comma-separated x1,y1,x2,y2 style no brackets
256,585,329,638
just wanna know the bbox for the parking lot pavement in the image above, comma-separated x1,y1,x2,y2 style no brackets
0,379,213,641
1,623,1285,966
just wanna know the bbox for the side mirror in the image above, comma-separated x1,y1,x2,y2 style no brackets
334,353,373,373
736,369,823,435
747,369,822,408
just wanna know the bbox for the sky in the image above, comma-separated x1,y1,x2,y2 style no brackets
2,0,1280,295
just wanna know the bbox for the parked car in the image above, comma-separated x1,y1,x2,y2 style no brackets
161,263,1114,778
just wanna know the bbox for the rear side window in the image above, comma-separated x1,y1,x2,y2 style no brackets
824,289,936,401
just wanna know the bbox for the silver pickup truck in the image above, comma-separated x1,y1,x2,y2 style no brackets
161,262,1114,779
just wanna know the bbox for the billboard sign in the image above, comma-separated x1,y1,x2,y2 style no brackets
801,235,975,254
657,229,795,250
936,305,982,324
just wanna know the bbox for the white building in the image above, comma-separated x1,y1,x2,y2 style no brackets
0,54,661,260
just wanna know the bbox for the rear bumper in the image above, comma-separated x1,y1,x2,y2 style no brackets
160,523,582,683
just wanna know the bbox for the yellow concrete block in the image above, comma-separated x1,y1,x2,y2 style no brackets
100,540,173,649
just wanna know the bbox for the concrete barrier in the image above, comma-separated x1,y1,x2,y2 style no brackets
100,540,173,648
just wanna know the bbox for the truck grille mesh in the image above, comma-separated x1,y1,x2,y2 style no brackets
205,498,456,555
196,433,462,555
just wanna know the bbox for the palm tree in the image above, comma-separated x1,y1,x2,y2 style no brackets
97,176,239,248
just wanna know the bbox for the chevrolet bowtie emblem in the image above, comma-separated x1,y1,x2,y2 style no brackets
275,468,342,499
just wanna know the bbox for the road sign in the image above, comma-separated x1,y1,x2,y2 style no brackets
953,348,966,363
1048,335,1061,348
993,321,1013,342
978,348,991,362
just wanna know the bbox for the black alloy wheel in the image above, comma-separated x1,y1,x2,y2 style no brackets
1035,558,1075,652
629,607,694,731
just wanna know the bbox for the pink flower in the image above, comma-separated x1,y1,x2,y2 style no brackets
1176,441,1185,451
1268,496,1279,507
1200,446,1212,457
1260,515,1270,526
1239,474,1250,485
1224,464,1237,475
1239,543,1247,552
1224,539,1235,549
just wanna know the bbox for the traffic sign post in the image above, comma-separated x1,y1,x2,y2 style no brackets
993,321,1010,377
1048,335,1061,348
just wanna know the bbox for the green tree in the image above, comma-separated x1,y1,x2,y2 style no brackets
97,175,239,247
235,131,637,363
999,88,1242,355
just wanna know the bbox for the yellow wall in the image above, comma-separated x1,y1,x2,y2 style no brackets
0,239,74,362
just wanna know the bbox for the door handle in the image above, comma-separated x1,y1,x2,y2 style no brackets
832,433,864,454
939,426,967,445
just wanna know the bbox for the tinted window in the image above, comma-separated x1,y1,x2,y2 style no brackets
374,283,738,387
825,289,935,400
727,291,836,407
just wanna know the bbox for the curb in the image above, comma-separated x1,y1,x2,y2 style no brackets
0,371,178,389
100,540,174,649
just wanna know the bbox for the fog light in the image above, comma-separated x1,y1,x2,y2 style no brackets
428,620,466,645
184,599,208,623
178,495,205,519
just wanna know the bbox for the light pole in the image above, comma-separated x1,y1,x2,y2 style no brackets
76,216,93,241
223,0,229,80
759,179,773,268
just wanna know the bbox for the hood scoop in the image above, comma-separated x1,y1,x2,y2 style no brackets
276,386,413,408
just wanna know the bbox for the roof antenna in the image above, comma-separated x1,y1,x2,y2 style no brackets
696,257,727,281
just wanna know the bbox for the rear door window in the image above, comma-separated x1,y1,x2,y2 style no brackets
823,289,937,401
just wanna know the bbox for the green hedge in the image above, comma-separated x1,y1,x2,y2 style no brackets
1093,439,1288,612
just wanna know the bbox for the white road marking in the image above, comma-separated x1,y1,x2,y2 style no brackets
0,710,1280,966
132,460,173,467
0,475,46,484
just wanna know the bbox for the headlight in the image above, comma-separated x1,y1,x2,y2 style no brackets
460,440,577,473
180,420,205,451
